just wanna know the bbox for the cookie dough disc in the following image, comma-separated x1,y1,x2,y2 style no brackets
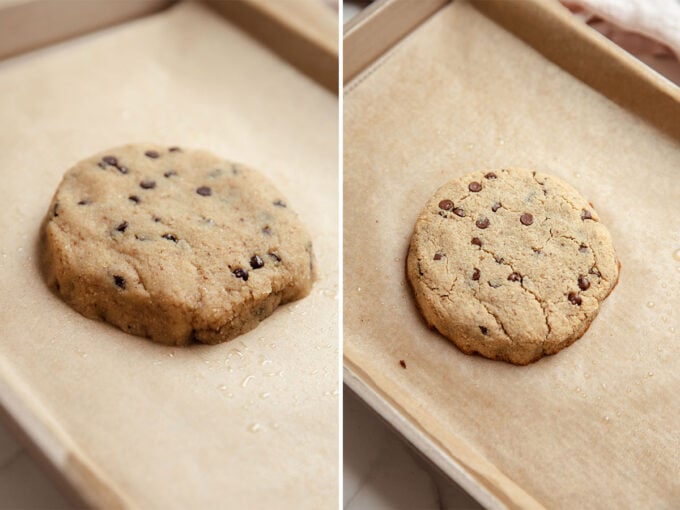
407,168,619,365
42,144,315,346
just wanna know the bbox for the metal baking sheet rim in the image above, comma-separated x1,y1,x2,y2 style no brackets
344,362,514,510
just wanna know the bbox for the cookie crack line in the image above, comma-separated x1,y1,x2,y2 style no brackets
531,171,546,187
435,196,554,341
552,231,608,283
452,192,473,206
477,244,551,341
492,203,525,215
553,190,598,221
416,258,457,297
437,281,512,342
187,255,207,320
465,262,512,340
125,257,151,298
478,296,512,341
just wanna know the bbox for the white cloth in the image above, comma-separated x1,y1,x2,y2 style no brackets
562,0,680,57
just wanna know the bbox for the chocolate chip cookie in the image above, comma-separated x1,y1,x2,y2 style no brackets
42,144,315,346
407,168,619,365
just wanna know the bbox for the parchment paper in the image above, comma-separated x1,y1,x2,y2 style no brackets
0,2,338,508
344,1,680,508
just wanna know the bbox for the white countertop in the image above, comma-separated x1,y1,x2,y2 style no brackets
0,421,73,508
344,389,482,510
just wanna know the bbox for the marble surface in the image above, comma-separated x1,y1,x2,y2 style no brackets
0,421,73,509
343,388,483,510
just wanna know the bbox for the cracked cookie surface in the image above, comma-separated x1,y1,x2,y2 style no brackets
407,168,619,365
42,144,315,346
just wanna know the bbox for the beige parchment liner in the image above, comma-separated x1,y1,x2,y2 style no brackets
0,2,338,508
344,1,680,508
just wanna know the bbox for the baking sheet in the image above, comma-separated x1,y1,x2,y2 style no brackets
0,2,338,508
344,1,680,508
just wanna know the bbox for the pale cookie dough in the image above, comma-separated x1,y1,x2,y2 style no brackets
407,168,619,365
42,144,315,346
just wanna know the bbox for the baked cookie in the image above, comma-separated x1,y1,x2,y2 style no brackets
407,168,619,365
42,144,315,346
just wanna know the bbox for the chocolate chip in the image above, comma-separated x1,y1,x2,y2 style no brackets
581,209,593,220
113,275,126,289
250,255,264,269
476,217,490,229
508,272,521,282
438,199,454,211
196,186,212,197
128,195,140,204
153,216,161,223
568,292,582,305
492,202,501,212
77,199,90,205
268,252,281,262
520,213,533,226
100,156,126,173
116,221,128,232
578,275,590,290
273,199,286,208
145,150,159,159
453,207,465,217
168,146,181,152
579,244,588,253
163,170,177,178
399,360,406,369
162,233,178,242
262,226,272,235
479,326,488,335
472,268,480,281
471,237,482,248
53,203,59,217
484,172,497,179
233,268,249,281
433,252,444,261
140,180,156,189
468,181,482,192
